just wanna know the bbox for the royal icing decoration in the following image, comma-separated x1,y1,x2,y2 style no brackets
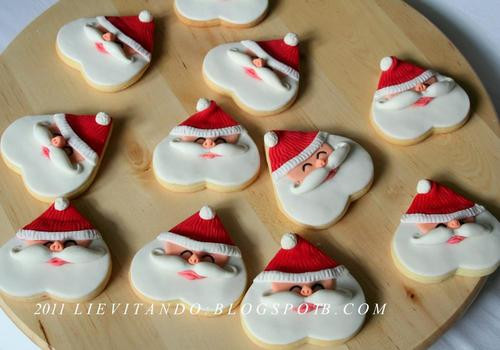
241,233,365,347
1,113,112,202
264,130,373,228
203,34,300,116
174,0,268,28
130,206,247,313
153,98,260,192
56,11,154,91
392,180,500,282
0,198,111,301
371,56,470,144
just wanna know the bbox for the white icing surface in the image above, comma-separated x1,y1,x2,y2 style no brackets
153,130,260,189
371,75,470,141
1,115,97,199
0,237,110,300
56,18,149,88
130,239,247,311
175,0,268,25
203,42,299,113
272,134,373,228
241,271,365,345
392,211,500,278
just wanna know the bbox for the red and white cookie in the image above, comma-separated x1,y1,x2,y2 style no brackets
174,0,268,28
264,130,373,228
0,198,111,302
56,10,154,92
203,34,300,116
1,113,112,202
371,56,470,145
130,206,247,315
392,179,500,282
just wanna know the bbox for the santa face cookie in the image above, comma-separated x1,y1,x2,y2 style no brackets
392,180,500,283
241,233,365,347
174,0,268,28
371,56,470,145
0,198,111,302
1,113,112,202
153,98,260,192
130,206,246,314
264,130,373,229
203,33,300,116
56,10,154,92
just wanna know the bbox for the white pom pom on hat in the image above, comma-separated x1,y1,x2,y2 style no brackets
264,131,278,148
139,10,153,23
281,233,298,250
54,197,69,211
196,98,211,112
95,112,110,126
416,179,432,194
199,205,215,220
284,33,299,46
380,56,394,71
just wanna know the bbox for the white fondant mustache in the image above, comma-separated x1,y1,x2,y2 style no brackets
375,79,456,110
260,288,352,309
411,222,491,245
169,139,249,157
227,49,290,92
10,243,106,264
33,123,82,175
84,24,132,64
150,249,238,278
291,142,350,195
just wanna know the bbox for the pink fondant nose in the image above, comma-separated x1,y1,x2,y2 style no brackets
448,220,461,229
50,241,64,252
188,253,200,265
102,32,116,41
202,139,215,149
252,58,265,67
300,286,312,296
51,136,66,148
315,159,326,168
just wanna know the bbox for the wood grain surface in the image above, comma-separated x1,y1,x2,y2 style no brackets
0,0,499,349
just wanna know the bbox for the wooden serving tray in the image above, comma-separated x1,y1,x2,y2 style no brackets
0,0,498,349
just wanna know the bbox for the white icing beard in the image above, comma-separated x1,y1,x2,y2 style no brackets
153,131,260,188
174,0,268,25
56,18,149,88
0,237,111,300
203,42,299,113
83,25,133,64
273,135,373,228
241,271,365,346
1,115,95,199
10,243,106,264
371,74,470,142
411,222,492,245
130,239,247,311
392,211,500,279
260,288,353,311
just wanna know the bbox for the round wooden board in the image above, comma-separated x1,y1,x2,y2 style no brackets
0,0,499,349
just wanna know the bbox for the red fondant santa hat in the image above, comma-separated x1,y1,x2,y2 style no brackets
401,179,485,223
264,130,328,180
53,112,112,165
254,233,344,283
157,206,241,257
170,98,244,138
96,10,154,62
241,33,300,81
16,198,100,241
374,56,435,99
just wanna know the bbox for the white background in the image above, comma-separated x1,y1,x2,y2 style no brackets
0,1,499,349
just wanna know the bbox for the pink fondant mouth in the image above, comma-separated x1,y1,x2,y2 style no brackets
95,42,109,54
42,146,50,158
325,168,337,182
178,270,205,280
201,153,221,159
447,235,466,244
48,258,69,266
412,97,434,107
244,67,262,80
293,303,321,313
